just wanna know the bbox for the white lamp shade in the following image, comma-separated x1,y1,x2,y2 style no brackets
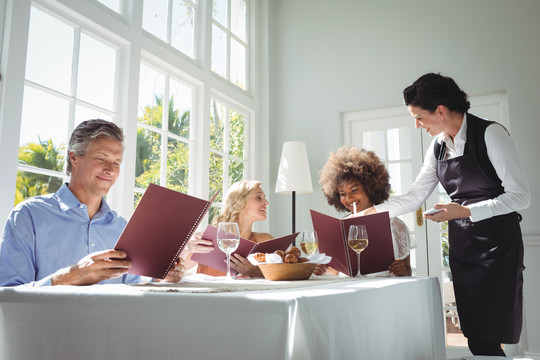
275,141,313,194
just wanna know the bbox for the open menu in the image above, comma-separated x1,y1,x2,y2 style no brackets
191,225,299,275
310,210,394,277
114,183,219,279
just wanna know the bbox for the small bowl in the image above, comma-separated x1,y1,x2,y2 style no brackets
258,262,317,281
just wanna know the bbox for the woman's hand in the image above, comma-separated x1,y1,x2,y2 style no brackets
156,257,186,283
313,264,329,276
424,202,471,223
388,257,411,277
230,254,263,278
180,232,214,258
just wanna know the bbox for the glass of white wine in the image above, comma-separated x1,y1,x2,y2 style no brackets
299,231,319,257
347,224,369,277
217,222,241,280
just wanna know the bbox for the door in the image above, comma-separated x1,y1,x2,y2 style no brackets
342,92,509,358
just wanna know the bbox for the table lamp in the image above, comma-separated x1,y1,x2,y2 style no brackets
275,141,313,236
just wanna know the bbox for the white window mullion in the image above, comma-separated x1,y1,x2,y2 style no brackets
68,26,82,144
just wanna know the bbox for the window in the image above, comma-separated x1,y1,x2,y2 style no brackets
3,0,259,226
211,0,248,90
17,5,118,205
96,0,123,14
135,63,193,204
208,98,247,222
143,0,197,59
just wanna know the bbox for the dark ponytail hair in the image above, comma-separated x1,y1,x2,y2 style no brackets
403,73,470,113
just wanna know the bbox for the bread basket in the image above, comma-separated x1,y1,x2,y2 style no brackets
258,262,317,281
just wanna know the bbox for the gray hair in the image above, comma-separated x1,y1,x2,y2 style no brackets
67,119,124,175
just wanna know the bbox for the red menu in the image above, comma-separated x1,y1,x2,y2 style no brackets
115,183,218,279
310,210,394,276
191,225,298,275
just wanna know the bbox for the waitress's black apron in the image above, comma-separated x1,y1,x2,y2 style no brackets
435,114,524,344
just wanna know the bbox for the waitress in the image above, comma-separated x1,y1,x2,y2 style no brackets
361,73,530,356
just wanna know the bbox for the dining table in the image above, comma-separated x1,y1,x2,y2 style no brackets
0,274,445,360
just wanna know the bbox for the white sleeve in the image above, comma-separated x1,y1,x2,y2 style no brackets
467,124,531,221
375,138,440,217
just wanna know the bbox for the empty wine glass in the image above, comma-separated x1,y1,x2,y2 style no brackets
299,231,319,257
217,222,240,280
347,224,369,277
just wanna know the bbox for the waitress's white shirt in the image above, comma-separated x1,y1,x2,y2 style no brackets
375,114,530,222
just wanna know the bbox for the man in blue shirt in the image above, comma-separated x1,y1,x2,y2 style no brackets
0,119,185,286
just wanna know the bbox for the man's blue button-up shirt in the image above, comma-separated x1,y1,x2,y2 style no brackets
0,184,141,286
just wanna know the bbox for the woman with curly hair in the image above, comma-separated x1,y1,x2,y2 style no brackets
183,180,271,278
318,146,413,276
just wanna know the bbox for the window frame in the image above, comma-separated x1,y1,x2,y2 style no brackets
0,0,263,226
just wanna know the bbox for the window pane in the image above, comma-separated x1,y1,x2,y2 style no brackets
135,127,162,188
74,104,112,128
96,0,121,13
167,138,189,193
143,0,168,41
19,86,69,149
171,2,195,57
210,100,225,151
15,171,64,206
208,205,220,225
229,159,243,185
25,7,74,94
211,25,227,78
363,130,386,161
229,109,244,158
387,127,411,161
209,152,223,202
230,38,246,89
77,33,116,111
212,0,227,26
387,162,412,196
231,0,246,41
169,79,192,138
139,64,165,128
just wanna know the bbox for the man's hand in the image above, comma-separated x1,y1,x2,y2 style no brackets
51,249,132,286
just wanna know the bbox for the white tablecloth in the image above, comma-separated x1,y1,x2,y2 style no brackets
0,276,445,360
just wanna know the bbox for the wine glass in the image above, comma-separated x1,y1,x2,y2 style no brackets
347,224,369,277
217,222,241,280
299,231,319,257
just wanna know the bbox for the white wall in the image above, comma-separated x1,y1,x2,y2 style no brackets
268,0,540,355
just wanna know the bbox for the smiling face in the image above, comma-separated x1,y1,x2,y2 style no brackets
338,179,372,213
242,185,269,222
69,136,123,200
408,104,445,137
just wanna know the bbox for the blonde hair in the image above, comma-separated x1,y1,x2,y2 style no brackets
211,180,262,225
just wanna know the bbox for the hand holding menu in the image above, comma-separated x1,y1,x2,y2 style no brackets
115,183,218,279
310,210,394,277
191,226,298,275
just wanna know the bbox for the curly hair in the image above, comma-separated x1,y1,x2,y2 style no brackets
319,146,390,213
403,73,470,113
211,180,262,226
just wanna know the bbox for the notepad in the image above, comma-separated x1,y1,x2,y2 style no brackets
115,183,218,279
310,210,394,277
191,226,298,275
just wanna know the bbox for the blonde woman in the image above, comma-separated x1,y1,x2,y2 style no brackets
183,180,272,277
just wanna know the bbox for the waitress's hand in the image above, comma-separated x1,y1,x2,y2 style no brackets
424,202,471,222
